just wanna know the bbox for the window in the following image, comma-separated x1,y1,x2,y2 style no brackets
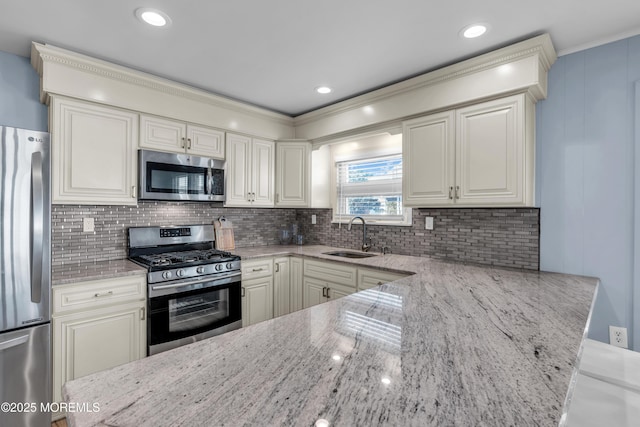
335,154,411,225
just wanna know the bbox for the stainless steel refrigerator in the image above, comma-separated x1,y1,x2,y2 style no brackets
0,126,51,427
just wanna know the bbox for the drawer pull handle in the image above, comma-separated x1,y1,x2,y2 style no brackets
326,287,331,298
241,287,245,297
94,291,114,298
252,268,264,272
140,307,146,320
322,287,327,297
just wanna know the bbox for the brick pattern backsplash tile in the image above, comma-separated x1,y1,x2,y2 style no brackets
51,202,296,266
296,208,540,270
52,203,539,270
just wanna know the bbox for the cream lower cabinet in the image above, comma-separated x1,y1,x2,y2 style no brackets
302,259,357,308
52,275,146,405
289,257,304,312
357,268,409,291
50,96,139,205
225,133,275,207
139,114,225,159
403,93,534,207
273,257,290,317
241,259,274,327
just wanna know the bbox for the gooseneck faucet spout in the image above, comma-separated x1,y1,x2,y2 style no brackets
348,216,371,252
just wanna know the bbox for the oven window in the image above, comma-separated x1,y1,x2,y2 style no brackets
147,162,207,195
168,288,230,333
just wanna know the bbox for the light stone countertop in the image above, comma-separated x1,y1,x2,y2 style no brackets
63,245,598,427
52,259,147,286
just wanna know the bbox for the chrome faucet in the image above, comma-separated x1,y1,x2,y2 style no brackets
348,216,371,252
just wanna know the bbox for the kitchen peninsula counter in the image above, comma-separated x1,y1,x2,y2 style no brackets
63,245,598,426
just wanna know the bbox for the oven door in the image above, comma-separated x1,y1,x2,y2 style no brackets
148,272,242,355
139,149,213,201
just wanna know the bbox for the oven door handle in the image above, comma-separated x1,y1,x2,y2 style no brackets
150,272,241,291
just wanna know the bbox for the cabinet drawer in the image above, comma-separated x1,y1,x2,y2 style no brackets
53,275,146,314
358,268,408,291
241,258,273,280
304,259,356,288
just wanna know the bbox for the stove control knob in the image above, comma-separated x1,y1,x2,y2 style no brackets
162,271,172,280
176,269,185,277
226,262,233,270
215,264,223,271
196,267,205,274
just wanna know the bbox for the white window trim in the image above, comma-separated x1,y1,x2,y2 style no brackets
330,134,412,227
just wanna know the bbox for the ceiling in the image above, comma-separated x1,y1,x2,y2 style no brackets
2,1,640,116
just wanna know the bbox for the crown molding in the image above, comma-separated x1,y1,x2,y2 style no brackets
293,34,556,140
31,42,294,138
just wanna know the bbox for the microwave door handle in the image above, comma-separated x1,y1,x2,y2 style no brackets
207,163,213,195
30,151,44,304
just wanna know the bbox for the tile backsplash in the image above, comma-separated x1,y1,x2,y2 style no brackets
297,208,539,270
52,204,539,270
51,202,296,266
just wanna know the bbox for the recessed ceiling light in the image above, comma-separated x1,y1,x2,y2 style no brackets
135,8,172,27
381,377,391,385
461,24,488,39
315,419,330,427
315,86,332,94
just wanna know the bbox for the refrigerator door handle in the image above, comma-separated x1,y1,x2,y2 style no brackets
0,334,29,351
30,151,44,304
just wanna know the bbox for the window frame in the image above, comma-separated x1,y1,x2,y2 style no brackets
330,136,412,227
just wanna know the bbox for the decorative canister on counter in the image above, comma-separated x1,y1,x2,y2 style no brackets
278,228,291,245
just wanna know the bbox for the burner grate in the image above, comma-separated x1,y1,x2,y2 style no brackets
138,249,233,267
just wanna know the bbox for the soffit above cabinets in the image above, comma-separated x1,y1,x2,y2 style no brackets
31,34,556,143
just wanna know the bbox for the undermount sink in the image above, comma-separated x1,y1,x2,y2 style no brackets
323,251,378,259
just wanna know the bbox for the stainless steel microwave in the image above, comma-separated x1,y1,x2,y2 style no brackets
138,149,225,202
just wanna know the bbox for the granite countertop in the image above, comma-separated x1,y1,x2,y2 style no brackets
52,259,147,286
63,245,598,426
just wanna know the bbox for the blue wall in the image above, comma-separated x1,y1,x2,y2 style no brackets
536,35,640,350
0,50,47,131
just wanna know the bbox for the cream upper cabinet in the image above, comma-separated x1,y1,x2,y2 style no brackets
402,94,534,207
402,111,456,206
455,95,530,204
225,133,274,207
50,96,138,205
140,114,225,159
275,141,311,207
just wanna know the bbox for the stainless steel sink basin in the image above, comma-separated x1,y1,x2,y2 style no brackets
323,251,378,259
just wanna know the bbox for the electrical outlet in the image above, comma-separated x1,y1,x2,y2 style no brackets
311,214,317,225
609,326,628,349
425,216,434,230
83,217,95,233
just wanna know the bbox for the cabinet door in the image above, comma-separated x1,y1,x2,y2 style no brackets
273,257,291,317
357,268,408,291
225,133,252,207
251,138,275,207
139,114,186,153
326,283,355,301
242,276,274,327
290,257,304,312
52,301,145,403
303,277,327,309
455,95,524,204
187,124,225,159
51,97,138,205
276,141,311,207
402,111,455,207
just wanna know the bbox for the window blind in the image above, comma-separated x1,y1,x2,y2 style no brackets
335,154,405,221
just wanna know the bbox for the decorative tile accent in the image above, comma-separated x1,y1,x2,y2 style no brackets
296,208,540,270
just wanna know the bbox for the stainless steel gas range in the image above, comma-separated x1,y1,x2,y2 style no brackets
128,225,242,355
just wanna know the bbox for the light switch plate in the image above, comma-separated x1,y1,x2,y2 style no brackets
425,217,434,230
311,214,317,225
83,217,95,233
